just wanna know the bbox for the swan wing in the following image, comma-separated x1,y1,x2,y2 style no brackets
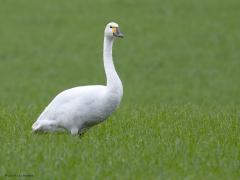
36,85,107,122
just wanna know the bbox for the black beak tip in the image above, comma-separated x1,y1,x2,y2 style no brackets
119,34,124,38
113,32,124,38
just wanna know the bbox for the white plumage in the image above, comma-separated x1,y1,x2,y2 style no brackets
32,22,124,135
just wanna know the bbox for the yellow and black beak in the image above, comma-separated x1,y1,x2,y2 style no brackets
112,27,124,38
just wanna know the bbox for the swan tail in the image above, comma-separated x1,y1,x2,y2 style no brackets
32,120,60,132
32,121,40,131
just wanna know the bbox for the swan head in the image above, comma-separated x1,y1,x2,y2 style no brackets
104,22,124,38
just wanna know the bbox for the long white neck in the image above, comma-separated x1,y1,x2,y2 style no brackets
103,36,123,95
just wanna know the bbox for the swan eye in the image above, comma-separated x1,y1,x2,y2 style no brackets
110,26,112,28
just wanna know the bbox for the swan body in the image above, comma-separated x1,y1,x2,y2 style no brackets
32,22,124,135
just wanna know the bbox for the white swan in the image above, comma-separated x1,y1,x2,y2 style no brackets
32,22,124,135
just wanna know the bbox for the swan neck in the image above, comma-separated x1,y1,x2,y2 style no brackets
103,36,123,93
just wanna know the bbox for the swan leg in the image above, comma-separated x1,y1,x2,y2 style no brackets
70,128,79,135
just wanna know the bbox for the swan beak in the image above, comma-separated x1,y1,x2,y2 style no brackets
113,27,124,38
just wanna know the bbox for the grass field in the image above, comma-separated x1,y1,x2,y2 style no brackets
0,0,240,179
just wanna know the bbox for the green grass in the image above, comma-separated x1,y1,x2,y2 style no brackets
0,0,240,179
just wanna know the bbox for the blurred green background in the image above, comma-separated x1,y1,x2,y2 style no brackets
0,0,239,106
0,0,240,179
